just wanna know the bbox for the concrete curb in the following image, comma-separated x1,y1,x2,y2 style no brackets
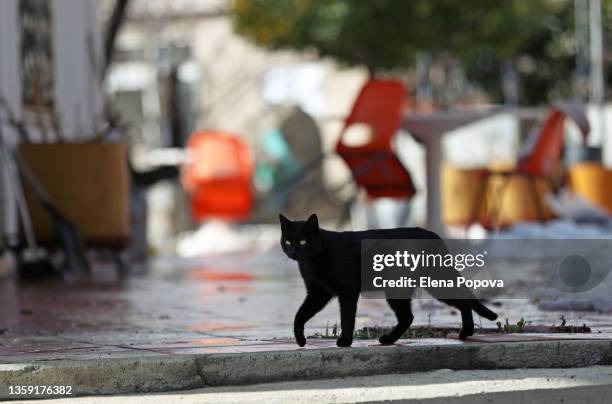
1,340,612,399
0,357,202,399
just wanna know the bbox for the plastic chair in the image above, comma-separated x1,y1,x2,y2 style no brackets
473,102,590,227
335,79,416,199
183,132,254,221
518,103,590,177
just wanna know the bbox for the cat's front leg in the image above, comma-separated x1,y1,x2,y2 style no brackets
294,288,333,347
337,294,358,347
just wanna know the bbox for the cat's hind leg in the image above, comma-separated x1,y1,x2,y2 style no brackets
437,296,478,341
379,299,414,345
452,300,475,340
439,299,475,340
458,305,474,340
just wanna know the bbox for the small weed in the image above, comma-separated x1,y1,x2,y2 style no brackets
496,318,528,333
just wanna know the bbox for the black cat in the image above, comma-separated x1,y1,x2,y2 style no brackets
279,213,498,347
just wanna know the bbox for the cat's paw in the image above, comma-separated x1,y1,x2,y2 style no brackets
458,328,474,341
378,334,396,345
336,337,352,347
295,333,306,347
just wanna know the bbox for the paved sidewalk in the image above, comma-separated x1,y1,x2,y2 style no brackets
2,251,611,361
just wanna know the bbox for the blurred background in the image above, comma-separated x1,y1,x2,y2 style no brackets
1,0,612,341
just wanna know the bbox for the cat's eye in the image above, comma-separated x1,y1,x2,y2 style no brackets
284,240,291,245
299,240,307,245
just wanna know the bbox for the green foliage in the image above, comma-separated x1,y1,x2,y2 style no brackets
232,0,563,70
231,0,596,104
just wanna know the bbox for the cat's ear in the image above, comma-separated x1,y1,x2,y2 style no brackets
306,213,319,233
279,214,290,230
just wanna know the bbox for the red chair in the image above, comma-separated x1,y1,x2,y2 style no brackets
474,102,590,227
518,103,590,178
183,132,254,221
335,79,416,199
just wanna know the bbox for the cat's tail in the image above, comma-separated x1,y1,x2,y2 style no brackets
472,300,498,321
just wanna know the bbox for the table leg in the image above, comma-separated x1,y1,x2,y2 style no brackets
425,137,444,235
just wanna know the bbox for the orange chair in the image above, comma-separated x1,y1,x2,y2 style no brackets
474,102,590,227
183,132,254,221
335,79,416,199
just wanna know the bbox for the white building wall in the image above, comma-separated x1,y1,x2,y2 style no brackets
0,0,103,236
52,0,104,138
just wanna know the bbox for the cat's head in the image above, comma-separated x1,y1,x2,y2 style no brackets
279,213,323,260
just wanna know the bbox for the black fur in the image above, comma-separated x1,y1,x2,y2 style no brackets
279,213,498,347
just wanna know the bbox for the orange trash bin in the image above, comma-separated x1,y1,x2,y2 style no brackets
183,132,254,221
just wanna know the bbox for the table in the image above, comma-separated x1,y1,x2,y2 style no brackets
402,109,500,234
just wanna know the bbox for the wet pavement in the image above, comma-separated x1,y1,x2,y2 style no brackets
1,248,612,363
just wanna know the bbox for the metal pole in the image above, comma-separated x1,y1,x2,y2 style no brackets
575,0,589,100
590,0,606,159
